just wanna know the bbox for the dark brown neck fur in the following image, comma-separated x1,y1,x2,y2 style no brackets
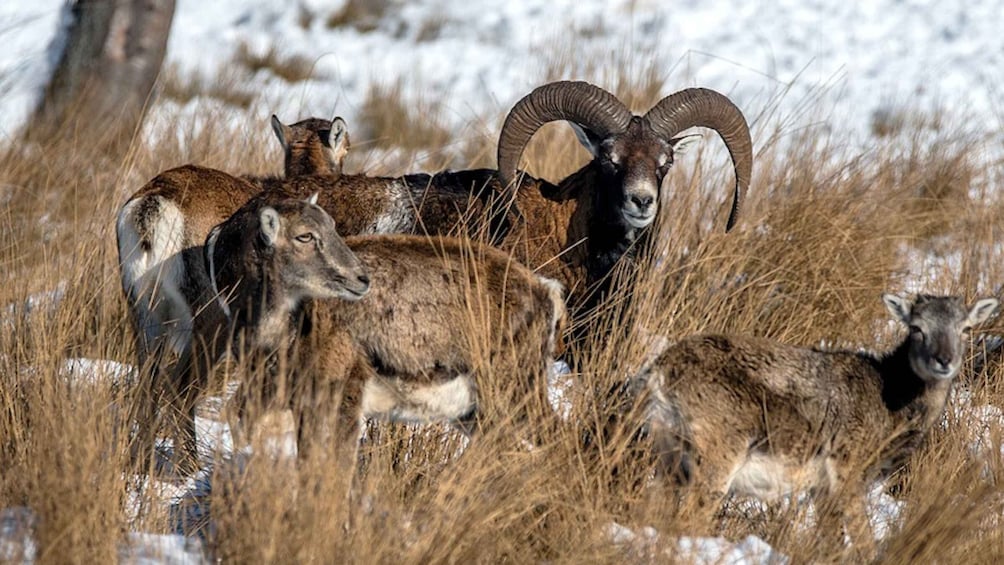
876,340,935,414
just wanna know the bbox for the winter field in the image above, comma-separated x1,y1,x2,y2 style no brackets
4,0,1004,563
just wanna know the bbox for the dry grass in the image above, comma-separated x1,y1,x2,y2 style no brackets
357,80,452,153
324,0,392,33
352,79,494,172
159,63,257,109
3,67,1004,564
233,43,315,83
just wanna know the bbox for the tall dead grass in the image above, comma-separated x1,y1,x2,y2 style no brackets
2,65,1004,564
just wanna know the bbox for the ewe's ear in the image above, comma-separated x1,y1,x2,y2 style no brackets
568,122,604,158
328,117,350,168
270,115,290,152
968,298,1000,326
669,133,702,154
883,293,912,323
305,192,319,206
259,207,281,246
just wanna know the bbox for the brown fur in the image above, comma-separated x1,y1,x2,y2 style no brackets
256,158,663,316
270,115,349,179
637,295,998,505
208,196,565,466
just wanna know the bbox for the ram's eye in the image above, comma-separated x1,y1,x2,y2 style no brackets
909,325,923,335
295,233,315,244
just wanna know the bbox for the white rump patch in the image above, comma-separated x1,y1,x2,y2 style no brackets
116,196,192,356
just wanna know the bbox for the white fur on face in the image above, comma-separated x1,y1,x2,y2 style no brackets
621,177,659,228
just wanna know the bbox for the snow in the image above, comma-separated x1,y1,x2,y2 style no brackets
2,0,1003,148
0,506,206,565
677,534,782,565
548,359,573,419
866,483,905,542
605,521,786,564
2,283,66,328
950,388,1004,467
0,507,36,564
58,358,137,387
0,2,66,141
119,533,205,565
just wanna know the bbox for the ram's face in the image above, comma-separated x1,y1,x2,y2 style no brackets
597,119,674,230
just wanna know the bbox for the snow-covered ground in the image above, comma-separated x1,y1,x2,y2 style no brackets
2,0,1003,145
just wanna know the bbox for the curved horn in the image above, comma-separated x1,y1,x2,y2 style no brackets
645,88,753,231
497,81,632,191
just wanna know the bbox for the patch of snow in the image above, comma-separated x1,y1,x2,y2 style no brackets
949,388,1004,464
194,414,236,460
605,521,787,564
0,1,67,140
119,533,205,565
0,507,36,564
2,506,207,564
866,482,904,542
677,534,783,565
548,359,573,419
2,283,66,328
605,520,661,553
59,358,137,388
897,242,966,297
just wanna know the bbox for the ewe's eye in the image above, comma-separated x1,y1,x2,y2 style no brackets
909,325,923,335
295,233,315,244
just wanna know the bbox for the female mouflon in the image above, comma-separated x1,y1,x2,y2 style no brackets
637,293,997,505
205,193,565,468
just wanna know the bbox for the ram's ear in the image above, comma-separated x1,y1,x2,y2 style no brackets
883,293,912,323
271,115,290,152
305,192,319,206
668,133,702,154
259,207,281,246
568,122,604,158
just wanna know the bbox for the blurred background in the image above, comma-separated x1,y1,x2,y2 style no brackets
3,0,1003,162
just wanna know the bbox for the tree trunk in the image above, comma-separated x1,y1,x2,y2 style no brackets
28,0,175,154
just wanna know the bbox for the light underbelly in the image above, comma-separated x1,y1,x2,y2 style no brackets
726,451,833,500
361,373,477,424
